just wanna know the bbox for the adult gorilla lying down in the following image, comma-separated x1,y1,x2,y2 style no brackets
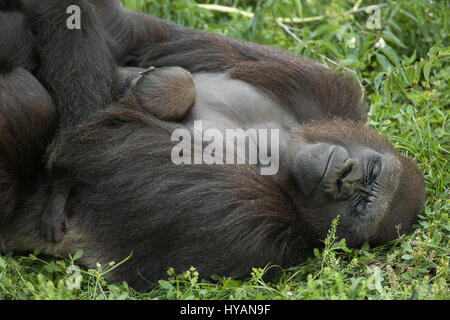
0,0,425,290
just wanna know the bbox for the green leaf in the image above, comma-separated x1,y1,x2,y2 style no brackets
383,76,392,105
404,67,416,85
423,62,432,83
381,45,401,66
403,242,413,252
72,250,83,262
158,280,174,290
399,9,419,23
314,248,321,258
376,53,392,73
374,72,386,91
414,61,424,83
392,71,408,95
332,238,352,253
382,30,407,49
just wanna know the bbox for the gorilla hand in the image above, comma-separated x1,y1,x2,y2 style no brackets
39,180,71,242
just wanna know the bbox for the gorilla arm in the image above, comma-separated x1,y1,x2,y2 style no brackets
21,0,196,125
91,0,366,124
20,0,119,241
20,0,118,128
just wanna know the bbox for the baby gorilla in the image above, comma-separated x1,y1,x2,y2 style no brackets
120,66,196,121
42,66,197,242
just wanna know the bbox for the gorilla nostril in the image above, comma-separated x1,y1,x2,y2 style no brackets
336,178,343,194
338,164,354,181
332,160,363,200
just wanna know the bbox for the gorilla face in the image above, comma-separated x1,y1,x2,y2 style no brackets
287,119,425,247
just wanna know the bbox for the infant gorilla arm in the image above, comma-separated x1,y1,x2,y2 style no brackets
15,0,119,242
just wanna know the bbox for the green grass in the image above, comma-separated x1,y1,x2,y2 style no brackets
1,0,448,300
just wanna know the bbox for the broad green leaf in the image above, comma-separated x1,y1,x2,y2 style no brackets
382,30,407,49
374,72,386,91
381,45,401,66
376,53,392,73
423,61,432,83
73,250,83,261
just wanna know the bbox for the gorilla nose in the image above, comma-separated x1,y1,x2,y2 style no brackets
293,143,362,200
327,149,363,201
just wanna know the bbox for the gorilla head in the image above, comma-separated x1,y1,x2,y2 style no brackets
286,119,424,247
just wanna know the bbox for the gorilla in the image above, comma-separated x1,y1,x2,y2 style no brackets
0,8,56,227
0,0,197,242
0,0,425,291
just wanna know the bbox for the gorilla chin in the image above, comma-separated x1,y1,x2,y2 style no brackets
288,120,425,248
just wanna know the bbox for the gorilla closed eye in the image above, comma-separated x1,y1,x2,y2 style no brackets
365,158,382,185
348,159,383,216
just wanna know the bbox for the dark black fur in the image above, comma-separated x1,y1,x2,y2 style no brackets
17,0,122,241
0,6,56,227
0,0,425,292
21,0,118,128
